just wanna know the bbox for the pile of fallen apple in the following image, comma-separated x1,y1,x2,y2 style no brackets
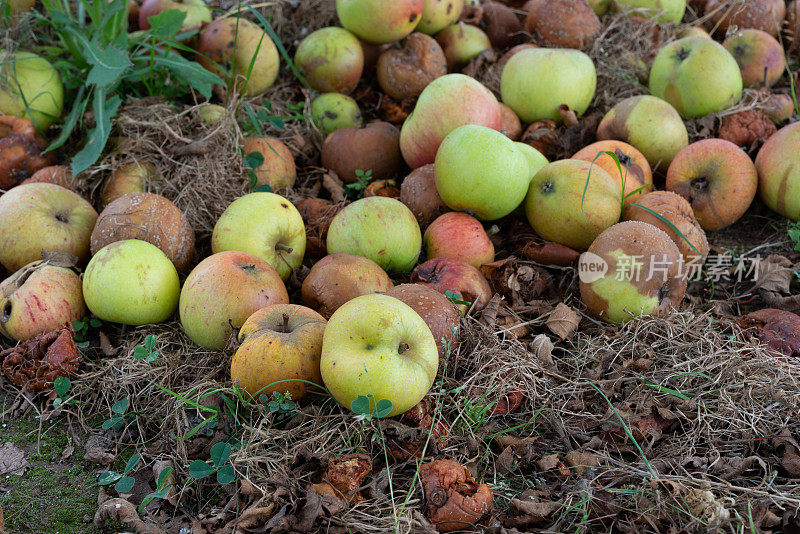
2,0,800,446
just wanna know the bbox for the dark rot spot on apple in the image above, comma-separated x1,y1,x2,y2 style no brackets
366,344,374,350
325,110,338,120
409,12,417,23
240,263,257,274
673,47,690,62
615,149,631,167
657,283,669,303
733,44,747,59
690,177,709,193
55,213,68,223
281,203,289,208
446,2,453,14
2,301,11,321
540,181,555,195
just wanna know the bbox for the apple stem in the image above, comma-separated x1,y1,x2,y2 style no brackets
275,243,294,254
281,313,290,333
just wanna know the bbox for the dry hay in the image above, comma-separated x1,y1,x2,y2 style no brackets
52,305,800,532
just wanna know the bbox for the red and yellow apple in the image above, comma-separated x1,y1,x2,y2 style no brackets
435,23,491,70
572,140,653,205
424,212,494,268
723,29,785,88
411,257,492,315
336,0,424,44
242,136,296,190
754,121,800,221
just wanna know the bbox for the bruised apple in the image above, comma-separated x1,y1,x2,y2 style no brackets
294,27,364,94
525,160,621,251
572,140,653,205
525,0,601,49
0,261,85,342
242,136,296,190
399,164,448,227
310,93,363,136
321,122,403,184
723,29,785,88
579,221,687,324
411,257,492,315
232,304,327,400
417,0,464,34
179,251,289,350
400,74,501,169
665,139,758,230
91,193,195,272
424,212,494,268
377,33,447,100
301,253,394,318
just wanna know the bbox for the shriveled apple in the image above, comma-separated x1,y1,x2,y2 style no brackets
399,164,448,228
526,0,601,49
386,283,459,360
411,257,492,315
321,122,403,184
377,33,447,100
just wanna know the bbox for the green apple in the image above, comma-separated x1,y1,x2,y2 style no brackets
320,293,438,417
326,197,421,273
755,121,800,221
596,95,688,167
232,304,327,400
400,73,502,169
417,0,464,34
0,50,64,130
434,124,529,220
613,0,686,22
138,0,212,31
501,47,596,124
295,27,364,94
588,0,611,15
83,240,180,325
0,183,98,272
649,36,742,118
212,192,306,281
179,251,290,350
197,103,226,124
310,93,363,136
515,142,548,181
525,159,621,250
579,220,687,323
435,23,491,70
196,17,280,97
0,261,85,341
336,0,424,44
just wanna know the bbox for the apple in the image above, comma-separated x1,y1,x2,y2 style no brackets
500,47,596,123
524,159,621,251
411,257,492,315
434,124,530,220
526,0,601,49
376,32,447,100
435,23,491,70
588,0,611,15
580,221,687,323
665,139,758,230
722,29,785,88
649,36,742,118
320,293,438,417
197,103,226,124
0,183,98,272
758,94,795,124
399,164,448,228
326,197,422,273
196,17,279,97
499,104,522,141
417,0,464,34
480,2,524,49
302,253,394,318
212,192,306,281
624,190,709,263
424,212,494,268
83,239,180,325
233,304,327,400
400,73,502,169
295,27,364,94
515,142,548,181
0,261,85,341
386,283,459,360
679,25,711,39
100,161,156,206
572,140,653,205
91,192,195,272
596,95,688,167
21,165,73,189
180,251,289,350
704,0,785,37
242,136,296,190
0,115,55,189
336,0,424,44
310,93,363,136
0,51,64,130
138,0,211,31
613,0,686,22
754,121,800,221
321,122,403,184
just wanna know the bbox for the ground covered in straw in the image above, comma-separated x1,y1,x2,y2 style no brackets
2,1,800,533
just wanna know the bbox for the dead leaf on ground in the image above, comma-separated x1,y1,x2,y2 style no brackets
321,453,371,504
503,491,561,527
518,241,580,267
296,484,347,531
530,334,556,370
0,442,28,475
736,308,800,357
419,459,493,532
536,454,569,477
61,441,75,461
753,255,794,295
564,450,599,475
152,460,179,506
220,504,276,534
98,331,118,357
546,303,581,340
773,431,800,478
83,434,116,466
